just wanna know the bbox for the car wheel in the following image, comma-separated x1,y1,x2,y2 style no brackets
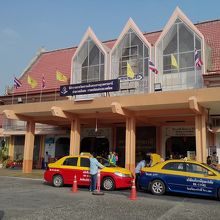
52,175,64,187
102,177,115,191
150,179,165,195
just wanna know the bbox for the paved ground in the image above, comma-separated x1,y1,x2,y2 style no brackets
0,168,44,179
0,170,220,220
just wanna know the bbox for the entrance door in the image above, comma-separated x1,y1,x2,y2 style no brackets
80,137,109,157
165,136,196,159
55,137,70,159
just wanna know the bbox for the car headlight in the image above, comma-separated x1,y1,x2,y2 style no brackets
114,172,131,177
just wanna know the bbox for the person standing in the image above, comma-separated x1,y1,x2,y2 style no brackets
135,155,149,190
207,155,212,165
44,151,49,169
211,152,219,165
89,152,104,192
110,152,117,166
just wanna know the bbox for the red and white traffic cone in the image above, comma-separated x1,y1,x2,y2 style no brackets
92,170,104,195
72,175,78,193
129,178,137,200
96,170,101,192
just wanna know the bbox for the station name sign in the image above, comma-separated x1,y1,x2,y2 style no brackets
60,79,120,96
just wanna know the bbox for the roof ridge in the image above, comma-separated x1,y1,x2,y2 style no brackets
42,45,78,54
194,19,220,25
40,19,220,54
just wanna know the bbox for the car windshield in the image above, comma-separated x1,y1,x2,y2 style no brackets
97,157,116,167
202,163,220,173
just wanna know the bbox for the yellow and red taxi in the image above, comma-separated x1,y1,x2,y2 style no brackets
44,155,132,191
139,158,220,199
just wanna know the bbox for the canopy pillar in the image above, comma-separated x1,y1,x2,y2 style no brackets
23,120,35,173
195,109,207,162
8,136,14,161
125,117,136,174
70,118,80,156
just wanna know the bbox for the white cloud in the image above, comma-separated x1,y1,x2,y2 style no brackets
1,28,20,43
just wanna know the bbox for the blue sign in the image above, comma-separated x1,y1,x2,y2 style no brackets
60,79,120,96
118,73,143,81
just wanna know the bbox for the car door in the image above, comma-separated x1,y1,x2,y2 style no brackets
60,157,78,184
160,161,187,193
77,157,91,186
185,162,218,196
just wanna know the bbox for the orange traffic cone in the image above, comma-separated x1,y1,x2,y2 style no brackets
129,178,137,200
72,175,78,193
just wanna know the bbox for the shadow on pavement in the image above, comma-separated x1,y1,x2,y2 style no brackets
0,210,4,219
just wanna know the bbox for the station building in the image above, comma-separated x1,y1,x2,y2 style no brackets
0,7,220,173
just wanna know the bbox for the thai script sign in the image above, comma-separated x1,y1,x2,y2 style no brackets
60,79,120,96
165,127,195,137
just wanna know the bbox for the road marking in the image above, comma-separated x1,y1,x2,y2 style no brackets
0,176,44,181
157,198,187,220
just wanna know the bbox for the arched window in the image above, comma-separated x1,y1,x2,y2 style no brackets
111,28,149,78
159,18,202,74
73,37,105,83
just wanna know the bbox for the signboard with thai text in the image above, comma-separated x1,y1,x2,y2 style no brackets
60,79,120,96
165,127,195,137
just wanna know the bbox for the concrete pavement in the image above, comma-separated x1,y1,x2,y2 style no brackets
0,175,220,220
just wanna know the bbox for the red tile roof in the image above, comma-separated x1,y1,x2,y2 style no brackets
15,47,77,94
196,20,220,73
13,19,220,94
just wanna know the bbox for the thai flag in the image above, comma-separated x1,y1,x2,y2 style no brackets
195,48,203,68
14,77,22,89
149,60,158,74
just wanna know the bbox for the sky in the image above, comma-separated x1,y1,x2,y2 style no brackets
0,0,219,95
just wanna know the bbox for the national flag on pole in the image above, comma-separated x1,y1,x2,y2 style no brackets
41,74,46,89
127,62,135,79
149,60,158,74
171,54,179,69
195,48,203,68
27,75,38,88
14,77,22,89
56,70,68,82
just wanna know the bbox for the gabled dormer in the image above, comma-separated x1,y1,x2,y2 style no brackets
110,18,152,92
155,7,205,91
72,27,108,84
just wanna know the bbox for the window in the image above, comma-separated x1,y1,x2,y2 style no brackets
73,37,105,84
161,18,202,74
112,28,149,78
162,162,185,171
80,158,90,167
63,157,78,166
186,163,209,175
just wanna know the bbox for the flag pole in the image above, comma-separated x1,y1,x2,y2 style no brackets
55,69,58,101
26,82,28,103
12,77,14,104
40,75,43,102
12,86,14,104
40,86,43,102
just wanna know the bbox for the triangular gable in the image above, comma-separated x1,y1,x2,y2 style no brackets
155,7,205,72
110,18,152,78
71,27,108,83
155,7,204,46
110,18,151,56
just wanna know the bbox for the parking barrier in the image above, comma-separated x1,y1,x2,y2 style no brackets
72,175,78,193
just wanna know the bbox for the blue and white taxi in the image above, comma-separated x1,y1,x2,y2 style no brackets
139,159,220,199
